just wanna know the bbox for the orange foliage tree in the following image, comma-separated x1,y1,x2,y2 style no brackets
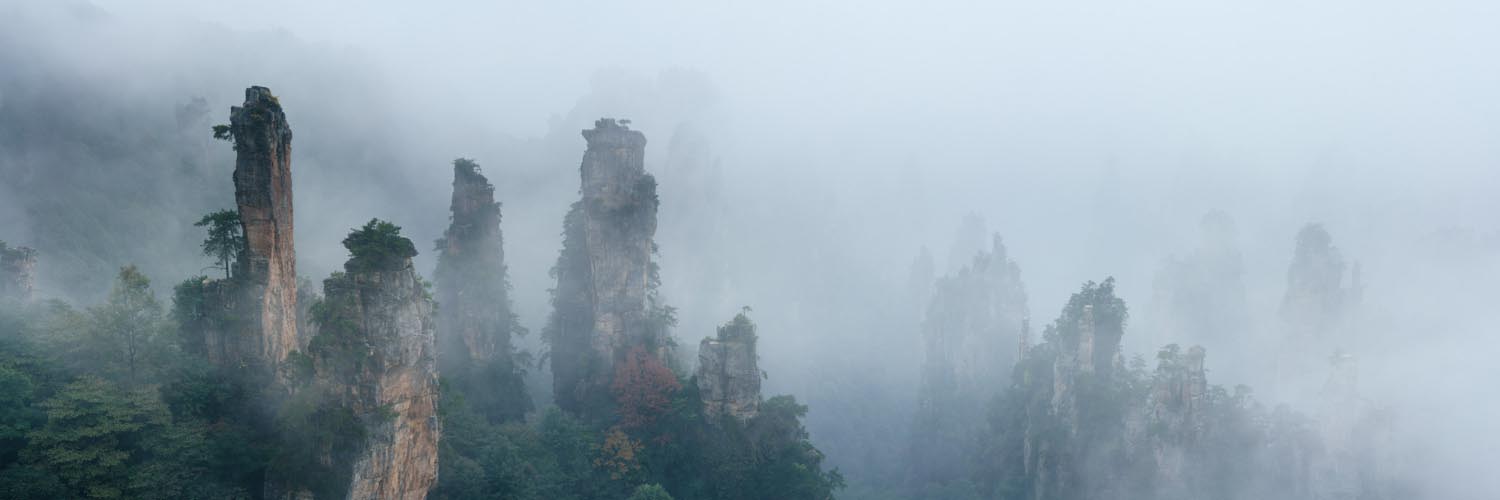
611,346,680,431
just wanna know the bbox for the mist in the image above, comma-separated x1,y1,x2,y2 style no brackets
1,0,1497,498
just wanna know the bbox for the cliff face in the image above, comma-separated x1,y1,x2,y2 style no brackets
549,118,666,416
434,159,529,422
232,86,299,367
202,86,301,370
697,313,761,421
0,242,36,302
316,254,439,500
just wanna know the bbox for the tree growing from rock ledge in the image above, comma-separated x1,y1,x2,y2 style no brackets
194,210,244,280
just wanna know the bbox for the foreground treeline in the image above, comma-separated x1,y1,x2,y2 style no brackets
0,263,837,500
0,89,839,499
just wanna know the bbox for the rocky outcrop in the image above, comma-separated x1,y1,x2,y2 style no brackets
197,86,302,371
230,86,300,368
1280,223,1354,339
0,241,36,301
909,234,1027,486
920,234,1028,395
311,223,439,500
434,158,529,422
1000,278,1130,500
548,118,667,416
1277,223,1363,394
1137,345,1209,495
697,313,761,420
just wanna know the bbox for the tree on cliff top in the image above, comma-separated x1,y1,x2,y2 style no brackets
342,219,417,272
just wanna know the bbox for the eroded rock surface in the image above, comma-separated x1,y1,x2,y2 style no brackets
317,257,439,500
434,158,529,421
230,86,300,367
0,242,36,301
697,313,761,420
549,118,667,416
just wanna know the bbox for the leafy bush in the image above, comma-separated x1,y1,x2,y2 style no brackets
341,219,417,273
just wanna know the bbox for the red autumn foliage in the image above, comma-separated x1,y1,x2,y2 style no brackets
612,346,680,430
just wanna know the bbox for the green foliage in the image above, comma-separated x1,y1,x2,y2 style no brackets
193,210,243,280
715,308,757,343
267,385,364,500
21,376,165,499
68,267,171,387
210,124,232,142
342,219,418,272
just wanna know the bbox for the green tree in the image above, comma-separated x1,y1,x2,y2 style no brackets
193,210,244,280
21,376,166,499
66,267,169,387
342,219,417,272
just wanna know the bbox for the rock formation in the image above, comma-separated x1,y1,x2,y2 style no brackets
1136,345,1209,497
0,241,36,301
434,159,530,422
547,118,669,416
307,221,439,500
230,86,300,367
195,86,302,372
909,234,1027,486
994,278,1130,500
1280,223,1353,339
1277,223,1362,394
920,234,1028,393
696,312,761,420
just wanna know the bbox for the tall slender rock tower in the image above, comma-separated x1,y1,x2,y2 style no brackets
547,118,667,416
229,86,300,368
909,235,1028,486
435,158,530,422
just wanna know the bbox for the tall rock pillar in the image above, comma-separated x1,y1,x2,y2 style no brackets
230,86,300,367
434,159,530,422
548,118,665,416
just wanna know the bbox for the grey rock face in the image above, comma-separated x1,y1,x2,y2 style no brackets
550,118,665,415
437,159,508,362
434,159,530,421
697,336,760,420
